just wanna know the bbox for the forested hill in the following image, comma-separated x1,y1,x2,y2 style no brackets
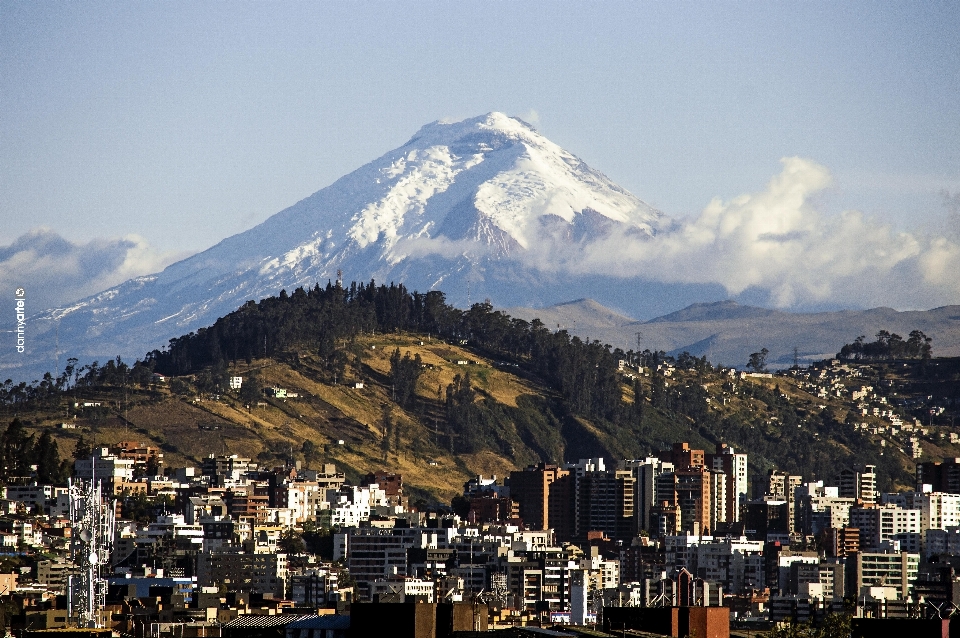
8,280,954,501
148,281,627,425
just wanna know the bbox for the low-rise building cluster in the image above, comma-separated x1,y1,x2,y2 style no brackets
786,359,957,460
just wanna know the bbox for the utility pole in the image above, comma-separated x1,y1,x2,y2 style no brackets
123,368,128,434
55,319,60,382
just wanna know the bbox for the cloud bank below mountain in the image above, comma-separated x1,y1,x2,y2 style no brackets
0,229,189,313
403,157,960,311
580,157,960,310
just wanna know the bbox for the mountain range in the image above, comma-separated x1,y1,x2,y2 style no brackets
506,299,960,367
5,112,958,380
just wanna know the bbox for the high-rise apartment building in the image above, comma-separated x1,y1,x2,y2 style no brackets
917,459,960,494
826,526,860,558
845,551,919,601
756,470,802,533
708,469,727,532
849,504,921,551
838,464,877,504
623,457,675,534
576,469,636,541
920,492,960,532
657,466,713,535
509,463,569,531
797,491,855,536
744,500,789,540
705,443,748,523
547,472,576,542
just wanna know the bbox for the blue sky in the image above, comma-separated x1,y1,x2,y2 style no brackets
2,2,959,311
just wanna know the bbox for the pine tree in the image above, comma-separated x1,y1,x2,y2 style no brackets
73,434,92,461
34,429,66,484
1,419,34,480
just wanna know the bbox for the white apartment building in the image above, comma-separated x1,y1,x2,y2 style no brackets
692,537,765,595
138,514,204,549
328,485,389,527
74,449,135,486
849,505,921,551
284,481,323,522
580,555,620,591
920,492,960,532
331,498,370,528
707,444,748,523
3,485,69,512
511,530,552,552
709,470,727,531
800,495,855,536
849,552,920,600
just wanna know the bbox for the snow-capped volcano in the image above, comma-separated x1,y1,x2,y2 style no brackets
202,111,660,287
8,113,667,375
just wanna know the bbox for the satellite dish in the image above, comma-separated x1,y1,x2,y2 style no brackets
88,551,100,565
79,528,92,542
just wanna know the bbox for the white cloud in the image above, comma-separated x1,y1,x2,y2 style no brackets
519,109,541,128
0,228,189,312
380,158,960,310
387,156,957,311
390,235,485,262
558,157,960,309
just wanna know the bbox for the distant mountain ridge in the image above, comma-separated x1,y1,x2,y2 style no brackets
648,300,778,323
506,299,960,367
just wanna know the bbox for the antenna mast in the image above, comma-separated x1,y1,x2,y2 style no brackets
68,458,116,628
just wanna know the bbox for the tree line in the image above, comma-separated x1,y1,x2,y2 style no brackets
837,330,933,361
0,418,71,484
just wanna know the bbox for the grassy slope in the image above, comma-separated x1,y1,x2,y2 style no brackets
13,336,545,503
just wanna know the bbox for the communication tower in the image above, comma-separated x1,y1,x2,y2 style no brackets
68,460,116,628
